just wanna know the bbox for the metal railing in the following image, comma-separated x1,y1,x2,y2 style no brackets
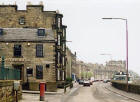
0,67,20,80
0,56,20,80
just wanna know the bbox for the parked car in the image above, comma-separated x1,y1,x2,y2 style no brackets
79,79,84,85
83,80,90,86
103,79,110,83
107,79,111,82
103,79,108,83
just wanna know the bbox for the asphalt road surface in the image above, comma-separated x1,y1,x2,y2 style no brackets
63,82,136,102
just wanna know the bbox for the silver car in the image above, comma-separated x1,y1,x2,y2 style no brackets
83,80,90,86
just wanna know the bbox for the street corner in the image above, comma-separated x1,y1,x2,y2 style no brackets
20,93,62,102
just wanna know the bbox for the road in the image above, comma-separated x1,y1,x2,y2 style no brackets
63,82,136,102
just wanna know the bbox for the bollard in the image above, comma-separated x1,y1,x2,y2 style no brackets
40,82,45,101
64,85,66,93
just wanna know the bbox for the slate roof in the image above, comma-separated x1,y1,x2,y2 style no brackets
0,28,55,42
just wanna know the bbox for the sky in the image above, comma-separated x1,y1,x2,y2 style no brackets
0,0,140,75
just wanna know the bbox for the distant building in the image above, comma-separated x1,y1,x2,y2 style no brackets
93,60,126,80
106,60,126,72
0,5,67,91
76,61,94,80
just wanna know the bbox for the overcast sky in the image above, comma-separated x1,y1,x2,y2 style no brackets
1,0,140,75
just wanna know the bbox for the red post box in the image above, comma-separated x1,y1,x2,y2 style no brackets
40,82,45,101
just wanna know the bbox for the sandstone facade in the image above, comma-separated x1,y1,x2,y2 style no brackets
0,5,67,91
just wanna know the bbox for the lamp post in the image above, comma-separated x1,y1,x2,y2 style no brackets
102,18,129,92
100,53,112,60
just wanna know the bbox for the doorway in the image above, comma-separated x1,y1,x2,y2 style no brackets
13,64,24,81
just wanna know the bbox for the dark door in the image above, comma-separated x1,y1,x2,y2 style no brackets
13,64,24,81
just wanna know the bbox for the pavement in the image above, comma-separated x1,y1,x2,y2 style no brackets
104,82,140,102
20,82,79,102
22,89,64,95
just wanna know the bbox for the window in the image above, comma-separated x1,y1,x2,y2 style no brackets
57,52,60,64
62,29,65,37
58,18,61,28
57,69,60,80
58,35,60,45
62,57,65,66
36,44,43,57
27,68,33,77
62,71,65,81
0,29,3,35
37,29,45,36
46,64,50,68
36,65,43,79
14,44,21,57
19,17,25,25
63,43,65,51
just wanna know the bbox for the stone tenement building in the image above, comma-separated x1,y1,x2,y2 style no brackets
66,47,77,80
0,5,67,91
66,47,72,78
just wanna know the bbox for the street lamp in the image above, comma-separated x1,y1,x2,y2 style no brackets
100,53,112,60
102,17,129,92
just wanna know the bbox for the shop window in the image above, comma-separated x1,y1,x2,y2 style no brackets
27,68,33,77
36,65,43,79
14,44,22,57
0,29,3,35
37,29,45,36
36,44,43,57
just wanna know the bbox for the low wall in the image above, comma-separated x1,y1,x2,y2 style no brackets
111,80,140,94
0,80,22,102
24,82,57,92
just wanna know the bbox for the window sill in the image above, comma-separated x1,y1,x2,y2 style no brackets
36,78,43,80
13,56,23,58
36,56,44,58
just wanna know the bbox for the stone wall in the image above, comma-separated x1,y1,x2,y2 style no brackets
0,5,55,29
0,5,67,92
0,80,22,102
0,42,56,83
111,80,140,94
0,41,57,91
